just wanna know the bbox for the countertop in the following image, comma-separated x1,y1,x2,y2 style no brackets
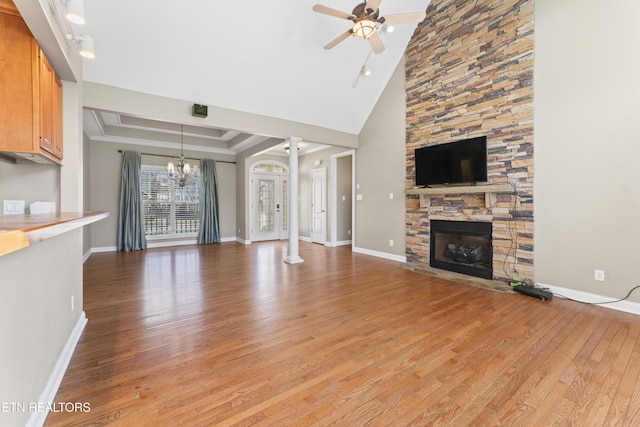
0,212,109,257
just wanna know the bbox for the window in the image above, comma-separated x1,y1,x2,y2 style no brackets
140,166,200,238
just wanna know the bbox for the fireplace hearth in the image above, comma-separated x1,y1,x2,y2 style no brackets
430,220,492,279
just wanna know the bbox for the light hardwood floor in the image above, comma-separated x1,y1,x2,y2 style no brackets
46,241,640,426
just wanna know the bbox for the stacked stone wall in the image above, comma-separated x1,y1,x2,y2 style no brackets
405,0,534,281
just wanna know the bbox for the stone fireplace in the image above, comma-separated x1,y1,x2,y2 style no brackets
404,0,535,283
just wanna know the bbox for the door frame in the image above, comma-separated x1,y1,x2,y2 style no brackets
329,150,356,248
249,161,290,242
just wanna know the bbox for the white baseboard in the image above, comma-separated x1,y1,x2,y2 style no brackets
236,237,251,245
91,246,117,253
335,240,352,246
353,246,407,263
28,312,87,427
299,236,311,243
541,283,640,316
82,249,92,264
148,239,197,248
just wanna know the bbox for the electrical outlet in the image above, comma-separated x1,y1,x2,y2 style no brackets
71,295,75,311
347,229,351,235
389,239,394,247
594,270,605,281
389,193,394,200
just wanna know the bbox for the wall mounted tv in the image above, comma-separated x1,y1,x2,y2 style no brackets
415,136,488,187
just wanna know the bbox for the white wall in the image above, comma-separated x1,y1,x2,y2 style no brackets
535,0,640,301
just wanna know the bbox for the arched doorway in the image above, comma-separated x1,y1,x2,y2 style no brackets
250,161,289,242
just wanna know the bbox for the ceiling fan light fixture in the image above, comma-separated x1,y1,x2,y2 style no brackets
353,19,377,39
361,65,372,76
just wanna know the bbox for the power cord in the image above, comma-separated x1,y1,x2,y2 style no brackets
515,278,640,306
502,181,519,281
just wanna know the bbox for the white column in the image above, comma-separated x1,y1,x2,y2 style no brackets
284,137,304,264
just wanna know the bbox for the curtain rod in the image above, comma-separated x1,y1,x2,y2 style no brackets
117,149,236,164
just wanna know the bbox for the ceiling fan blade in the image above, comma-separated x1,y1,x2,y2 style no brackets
324,30,353,50
382,11,426,25
368,31,385,54
313,4,355,20
366,0,382,12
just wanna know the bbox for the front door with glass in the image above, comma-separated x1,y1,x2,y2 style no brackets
252,173,289,241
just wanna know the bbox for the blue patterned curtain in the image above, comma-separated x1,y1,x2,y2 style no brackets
117,151,147,251
198,159,221,244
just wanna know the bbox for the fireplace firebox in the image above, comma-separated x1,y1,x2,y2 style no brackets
430,220,492,279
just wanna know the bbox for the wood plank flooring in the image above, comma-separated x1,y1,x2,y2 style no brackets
46,241,640,426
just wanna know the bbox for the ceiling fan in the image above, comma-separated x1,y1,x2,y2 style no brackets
312,1,426,54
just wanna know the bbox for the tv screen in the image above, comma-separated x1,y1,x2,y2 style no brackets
415,136,488,186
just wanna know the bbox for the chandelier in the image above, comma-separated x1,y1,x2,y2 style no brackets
167,124,191,187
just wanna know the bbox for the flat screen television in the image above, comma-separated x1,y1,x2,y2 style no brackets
415,136,488,186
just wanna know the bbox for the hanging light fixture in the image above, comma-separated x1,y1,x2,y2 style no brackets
168,125,191,187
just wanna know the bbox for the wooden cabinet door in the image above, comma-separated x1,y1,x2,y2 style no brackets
39,50,55,155
53,74,63,158
0,9,35,152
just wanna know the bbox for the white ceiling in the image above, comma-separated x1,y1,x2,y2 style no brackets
79,0,431,155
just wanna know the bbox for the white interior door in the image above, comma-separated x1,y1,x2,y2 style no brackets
310,168,326,244
252,173,289,241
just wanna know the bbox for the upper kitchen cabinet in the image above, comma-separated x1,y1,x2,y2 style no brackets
0,0,63,165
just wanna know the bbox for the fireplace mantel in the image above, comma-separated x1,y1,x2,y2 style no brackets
406,183,513,208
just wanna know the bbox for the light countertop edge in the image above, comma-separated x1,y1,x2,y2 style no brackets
0,212,109,257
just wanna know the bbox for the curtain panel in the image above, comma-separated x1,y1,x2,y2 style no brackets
198,159,221,244
117,151,147,251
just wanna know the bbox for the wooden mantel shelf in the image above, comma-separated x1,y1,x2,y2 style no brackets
406,183,513,208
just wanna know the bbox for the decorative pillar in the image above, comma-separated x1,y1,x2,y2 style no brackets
284,137,304,264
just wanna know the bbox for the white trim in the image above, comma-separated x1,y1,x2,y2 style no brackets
82,249,92,263
334,240,352,246
541,283,640,316
90,135,236,156
148,239,197,248
299,235,311,243
236,237,251,245
29,312,88,427
91,246,117,253
353,246,407,263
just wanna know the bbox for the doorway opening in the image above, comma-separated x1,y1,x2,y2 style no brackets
330,150,355,248
250,162,289,242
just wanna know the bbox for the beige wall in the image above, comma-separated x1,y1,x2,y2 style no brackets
534,0,640,301
0,229,83,426
0,162,60,211
88,140,237,249
1,3,86,422
355,61,408,257
298,146,355,241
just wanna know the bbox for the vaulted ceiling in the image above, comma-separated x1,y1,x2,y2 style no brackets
79,0,431,155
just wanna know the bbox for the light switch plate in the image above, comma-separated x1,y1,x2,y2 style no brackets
3,200,25,215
